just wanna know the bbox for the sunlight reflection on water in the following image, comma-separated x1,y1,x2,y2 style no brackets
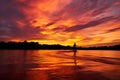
0,50,120,80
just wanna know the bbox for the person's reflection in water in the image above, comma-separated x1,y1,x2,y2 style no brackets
73,50,79,79
73,43,77,67
73,50,77,67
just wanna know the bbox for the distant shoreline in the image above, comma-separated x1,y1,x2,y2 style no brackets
0,47,120,50
0,41,120,50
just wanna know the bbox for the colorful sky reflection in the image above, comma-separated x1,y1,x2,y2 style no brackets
0,0,120,46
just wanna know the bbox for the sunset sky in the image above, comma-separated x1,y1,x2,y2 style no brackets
0,0,120,46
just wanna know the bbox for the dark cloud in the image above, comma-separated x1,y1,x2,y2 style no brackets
0,20,45,41
45,22,56,27
91,5,112,16
53,0,116,19
52,27,63,31
65,17,114,32
105,27,120,33
0,0,29,20
0,0,46,41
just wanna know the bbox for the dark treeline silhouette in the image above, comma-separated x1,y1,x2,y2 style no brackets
0,41,120,50
0,41,72,50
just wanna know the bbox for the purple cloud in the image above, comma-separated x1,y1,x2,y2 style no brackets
65,17,114,32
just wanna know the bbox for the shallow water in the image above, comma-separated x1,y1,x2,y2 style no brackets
0,50,120,80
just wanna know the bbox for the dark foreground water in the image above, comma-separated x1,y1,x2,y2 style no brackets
0,50,120,80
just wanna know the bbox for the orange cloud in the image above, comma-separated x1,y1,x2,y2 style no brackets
0,0,120,46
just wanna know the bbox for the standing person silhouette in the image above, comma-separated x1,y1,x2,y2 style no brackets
73,43,77,52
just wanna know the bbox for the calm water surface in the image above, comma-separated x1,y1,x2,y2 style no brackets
0,50,120,80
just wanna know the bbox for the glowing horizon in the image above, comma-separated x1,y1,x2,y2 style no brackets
0,0,120,46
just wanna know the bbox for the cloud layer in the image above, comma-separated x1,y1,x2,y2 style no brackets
0,0,120,46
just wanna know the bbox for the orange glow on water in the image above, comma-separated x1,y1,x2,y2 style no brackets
0,50,120,80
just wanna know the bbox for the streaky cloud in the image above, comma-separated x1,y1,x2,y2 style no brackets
105,27,120,33
65,17,114,32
